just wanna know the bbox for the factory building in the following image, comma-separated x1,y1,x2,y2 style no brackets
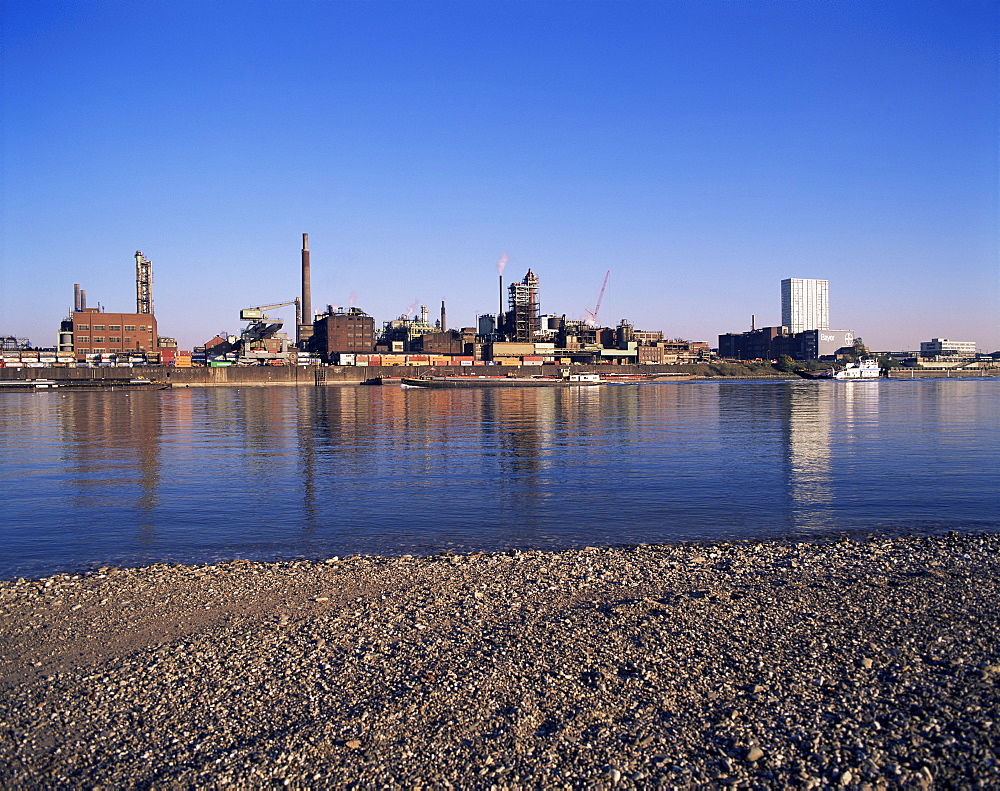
799,329,856,360
65,309,159,357
418,329,476,355
379,306,440,352
718,326,855,361
58,252,161,358
310,307,376,363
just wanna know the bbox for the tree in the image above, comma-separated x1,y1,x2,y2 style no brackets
847,337,869,362
774,354,798,372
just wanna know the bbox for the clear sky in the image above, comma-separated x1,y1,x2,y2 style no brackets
2,0,997,352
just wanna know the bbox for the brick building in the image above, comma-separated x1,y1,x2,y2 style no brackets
310,308,375,363
63,308,158,358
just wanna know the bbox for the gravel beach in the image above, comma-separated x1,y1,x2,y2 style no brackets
1,533,998,789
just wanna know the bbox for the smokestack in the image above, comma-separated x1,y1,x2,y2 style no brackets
499,275,503,339
441,300,447,331
301,233,311,338
751,314,755,331
80,289,87,310
74,284,81,312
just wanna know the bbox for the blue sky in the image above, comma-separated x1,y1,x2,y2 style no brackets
2,0,997,351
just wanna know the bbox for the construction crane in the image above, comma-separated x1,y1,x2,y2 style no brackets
240,299,301,352
583,270,610,327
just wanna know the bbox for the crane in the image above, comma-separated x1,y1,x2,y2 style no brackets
583,270,610,327
240,299,301,351
240,299,301,324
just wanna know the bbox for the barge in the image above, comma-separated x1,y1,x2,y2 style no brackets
0,378,171,392
401,373,604,389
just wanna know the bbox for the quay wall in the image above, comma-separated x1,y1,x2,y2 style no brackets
885,367,997,378
0,364,994,386
0,363,780,386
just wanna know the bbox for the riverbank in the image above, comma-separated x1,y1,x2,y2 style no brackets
0,361,790,387
1,534,997,787
1,363,995,387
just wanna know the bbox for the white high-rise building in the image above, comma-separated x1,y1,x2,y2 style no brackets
781,278,829,333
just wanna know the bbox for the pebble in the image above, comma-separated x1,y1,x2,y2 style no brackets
1,533,998,787
745,746,764,762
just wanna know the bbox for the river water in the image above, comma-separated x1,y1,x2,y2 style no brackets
1,378,997,579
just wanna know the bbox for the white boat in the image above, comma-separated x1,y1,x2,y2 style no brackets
796,359,882,380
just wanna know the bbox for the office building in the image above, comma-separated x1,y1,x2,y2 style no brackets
781,278,829,333
919,338,977,359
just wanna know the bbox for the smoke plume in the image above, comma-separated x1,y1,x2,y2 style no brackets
496,253,509,276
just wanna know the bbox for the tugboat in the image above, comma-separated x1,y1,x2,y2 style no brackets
795,359,882,380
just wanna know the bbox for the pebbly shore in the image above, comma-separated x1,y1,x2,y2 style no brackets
1,534,998,789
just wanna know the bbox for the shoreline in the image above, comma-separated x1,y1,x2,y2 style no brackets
2,533,998,787
2,363,993,389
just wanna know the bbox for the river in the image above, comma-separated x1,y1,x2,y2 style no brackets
1,378,997,579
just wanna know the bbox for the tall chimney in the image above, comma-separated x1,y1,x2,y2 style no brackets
80,289,87,310
301,234,311,319
440,300,447,331
295,233,313,349
74,284,81,312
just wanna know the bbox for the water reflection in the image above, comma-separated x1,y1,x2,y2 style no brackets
785,384,835,530
1,379,997,579
58,391,163,542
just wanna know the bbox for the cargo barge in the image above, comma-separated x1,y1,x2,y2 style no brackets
0,378,171,392
400,373,605,388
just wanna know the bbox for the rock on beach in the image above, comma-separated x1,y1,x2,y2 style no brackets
1,533,998,788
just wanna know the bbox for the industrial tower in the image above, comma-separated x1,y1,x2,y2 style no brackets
135,251,153,315
508,269,540,342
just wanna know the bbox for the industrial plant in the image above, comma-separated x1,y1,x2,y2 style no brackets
0,238,990,371
3,236,713,370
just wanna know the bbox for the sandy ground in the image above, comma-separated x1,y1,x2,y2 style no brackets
1,533,998,789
